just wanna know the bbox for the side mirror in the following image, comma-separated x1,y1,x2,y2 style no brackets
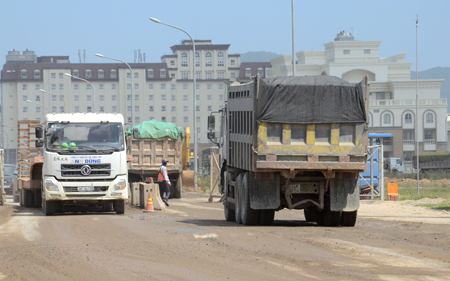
133,128,139,139
35,139,44,148
207,115,215,131
35,126,43,139
207,132,215,140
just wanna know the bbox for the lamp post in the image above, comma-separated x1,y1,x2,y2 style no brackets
26,100,50,113
150,17,198,189
64,73,96,112
291,0,296,76
40,89,66,107
415,15,420,195
95,54,134,126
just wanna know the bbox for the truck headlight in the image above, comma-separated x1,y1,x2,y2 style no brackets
113,179,127,191
45,180,59,192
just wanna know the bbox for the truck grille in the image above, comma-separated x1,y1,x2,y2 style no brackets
63,186,109,192
61,164,111,177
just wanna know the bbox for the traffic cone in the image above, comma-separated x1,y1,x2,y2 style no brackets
144,192,154,212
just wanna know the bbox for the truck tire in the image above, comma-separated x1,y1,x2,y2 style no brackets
114,200,125,214
323,210,341,227
234,174,243,224
224,202,236,222
304,209,315,222
102,201,113,212
241,173,259,226
341,211,357,227
24,190,34,208
43,199,55,216
258,210,275,226
172,175,182,199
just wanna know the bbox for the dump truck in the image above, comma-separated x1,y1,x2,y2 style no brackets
413,151,450,172
126,120,183,198
207,75,369,227
20,113,129,215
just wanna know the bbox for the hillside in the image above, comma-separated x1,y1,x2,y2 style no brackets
411,67,450,111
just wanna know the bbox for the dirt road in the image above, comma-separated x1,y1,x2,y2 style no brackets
1,193,449,280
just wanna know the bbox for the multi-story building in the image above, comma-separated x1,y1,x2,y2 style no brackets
269,31,447,162
0,41,271,165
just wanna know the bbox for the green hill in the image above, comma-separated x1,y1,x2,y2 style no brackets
411,67,450,111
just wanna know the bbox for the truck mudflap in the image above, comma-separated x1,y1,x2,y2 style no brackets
330,178,360,212
249,173,280,209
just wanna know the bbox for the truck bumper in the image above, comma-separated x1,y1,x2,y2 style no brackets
43,175,128,201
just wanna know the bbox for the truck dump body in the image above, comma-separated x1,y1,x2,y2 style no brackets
227,76,368,174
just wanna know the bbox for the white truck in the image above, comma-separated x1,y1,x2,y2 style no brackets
29,113,128,215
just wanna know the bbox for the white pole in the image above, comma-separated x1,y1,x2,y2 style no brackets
380,141,384,201
291,0,295,76
416,15,420,195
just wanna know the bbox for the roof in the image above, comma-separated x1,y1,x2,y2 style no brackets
368,133,393,138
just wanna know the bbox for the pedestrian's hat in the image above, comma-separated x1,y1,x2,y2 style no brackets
162,159,169,164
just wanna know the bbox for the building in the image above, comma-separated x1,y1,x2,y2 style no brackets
0,42,271,165
269,31,447,163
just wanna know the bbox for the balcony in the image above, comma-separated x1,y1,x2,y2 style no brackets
403,139,415,151
369,99,447,107
424,139,436,151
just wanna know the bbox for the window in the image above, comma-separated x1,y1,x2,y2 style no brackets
196,116,200,122
170,73,175,78
231,72,236,79
161,117,166,122
36,107,40,113
60,106,65,113
161,95,166,100
424,130,434,140
22,84,27,90
98,69,104,79
208,105,212,111
36,95,40,101
74,84,79,90
134,72,138,78
182,73,189,80
59,73,63,78
196,127,200,133
195,52,200,67
219,95,223,100
149,95,154,100
405,113,412,124
196,83,200,89
217,72,224,79
135,106,139,112
87,106,92,113
73,70,79,78
87,84,92,90
100,95,104,101
184,117,188,123
74,95,79,101
172,117,176,123
127,84,131,90
112,84,116,89
343,50,350,55
208,83,212,89
52,106,56,113
171,106,176,112
257,68,264,77
59,84,64,90
161,83,165,89
35,84,40,90
426,113,434,123
162,106,166,112
245,68,251,78
147,69,154,78
196,95,200,101
160,69,166,78
112,95,116,101
230,59,235,66
183,84,188,89
134,83,139,89
207,95,212,100
170,60,175,66
86,70,92,79
51,73,56,78
171,95,176,101
87,95,92,101
52,95,57,101
181,52,188,67
21,70,27,79
100,106,104,113
112,106,117,112
34,70,40,79
383,114,391,124
23,95,27,101
149,106,154,111
149,84,153,89
219,84,223,90
59,95,64,102
135,95,139,101
195,72,201,80
135,117,140,123
127,106,131,111
205,52,212,66
196,106,200,111
376,92,385,100
206,72,212,80
127,72,131,78
171,84,176,90
128,117,132,123
217,52,224,66
51,84,56,90
99,84,104,90
183,95,188,101
127,95,131,101
364,49,371,54
110,70,117,79
183,106,188,111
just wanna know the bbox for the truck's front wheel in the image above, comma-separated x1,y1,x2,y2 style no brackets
341,211,357,227
43,199,55,216
113,200,125,214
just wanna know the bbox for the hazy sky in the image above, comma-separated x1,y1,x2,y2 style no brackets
1,0,449,71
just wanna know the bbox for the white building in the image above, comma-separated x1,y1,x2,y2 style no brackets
269,31,447,161
0,42,271,165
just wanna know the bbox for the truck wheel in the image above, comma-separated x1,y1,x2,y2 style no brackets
172,175,182,199
113,200,125,214
304,209,316,222
258,210,275,226
224,202,236,222
102,201,113,212
43,199,55,216
323,210,341,227
241,173,259,226
234,174,243,224
341,211,357,227
315,211,324,225
24,190,34,208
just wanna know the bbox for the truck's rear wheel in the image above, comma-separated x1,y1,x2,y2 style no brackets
24,190,34,208
234,174,243,224
304,209,316,222
43,199,55,216
241,173,259,226
113,200,125,214
323,210,341,227
258,210,275,226
341,211,357,227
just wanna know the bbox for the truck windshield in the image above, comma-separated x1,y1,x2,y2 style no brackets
46,123,125,153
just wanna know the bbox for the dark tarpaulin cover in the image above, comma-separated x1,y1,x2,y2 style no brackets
256,76,366,124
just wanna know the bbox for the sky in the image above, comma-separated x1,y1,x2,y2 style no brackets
0,0,449,71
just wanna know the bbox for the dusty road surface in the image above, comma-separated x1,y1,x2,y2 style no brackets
1,193,450,281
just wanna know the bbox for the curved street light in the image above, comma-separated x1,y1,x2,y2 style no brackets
64,73,96,112
26,99,50,113
40,89,66,107
150,17,198,189
95,53,134,126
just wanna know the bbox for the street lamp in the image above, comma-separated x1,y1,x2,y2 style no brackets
415,15,420,195
95,53,134,126
40,89,66,107
150,17,198,189
26,99,50,113
64,73,96,112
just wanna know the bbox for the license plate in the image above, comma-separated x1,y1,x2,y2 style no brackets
78,186,94,192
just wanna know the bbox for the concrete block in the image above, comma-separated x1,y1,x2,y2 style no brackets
141,183,166,211
130,182,140,207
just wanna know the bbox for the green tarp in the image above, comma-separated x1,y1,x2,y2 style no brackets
125,119,184,141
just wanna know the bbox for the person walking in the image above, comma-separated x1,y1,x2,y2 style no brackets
157,159,171,206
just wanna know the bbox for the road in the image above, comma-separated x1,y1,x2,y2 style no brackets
0,193,449,281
